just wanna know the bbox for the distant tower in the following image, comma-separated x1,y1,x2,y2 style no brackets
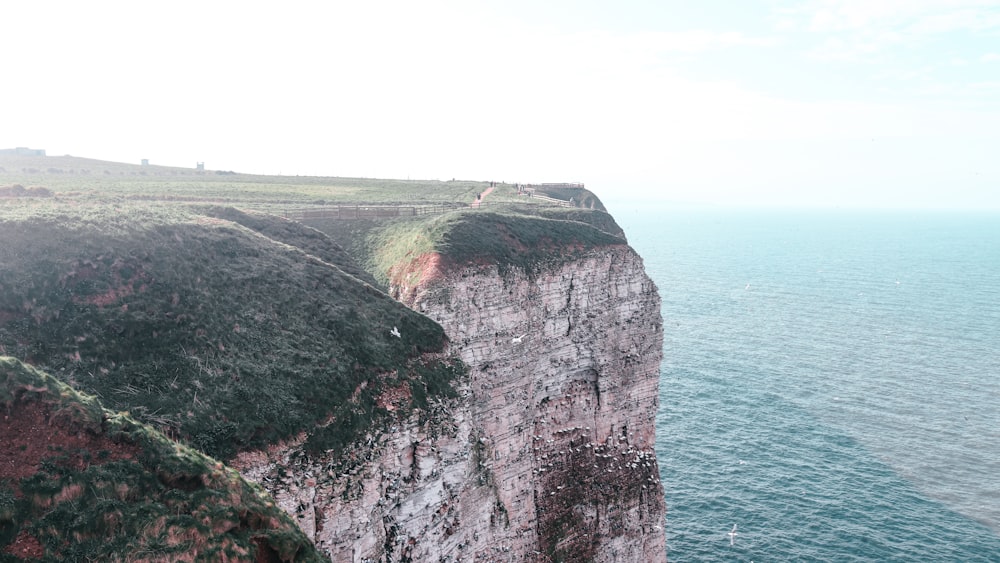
196,162,204,171
141,159,149,166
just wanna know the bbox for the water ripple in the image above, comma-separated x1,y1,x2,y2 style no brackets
623,210,1000,561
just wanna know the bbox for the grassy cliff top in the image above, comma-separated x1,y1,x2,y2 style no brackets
0,157,619,463
1,154,608,210
366,206,628,290
1,153,483,205
0,157,621,462
0,356,326,562
0,153,629,560
0,202,460,461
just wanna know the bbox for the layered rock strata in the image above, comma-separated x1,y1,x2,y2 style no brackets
236,243,666,562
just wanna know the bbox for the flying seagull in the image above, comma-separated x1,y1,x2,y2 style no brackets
390,326,401,338
511,333,527,344
728,524,738,546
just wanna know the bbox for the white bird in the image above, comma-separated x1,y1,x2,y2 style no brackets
728,524,738,546
390,326,401,338
511,333,527,344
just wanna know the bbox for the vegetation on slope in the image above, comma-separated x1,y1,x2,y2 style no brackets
0,356,326,562
531,185,607,212
0,202,460,461
0,154,629,560
522,205,625,239
0,154,495,207
1,154,608,211
196,205,380,288
364,206,627,289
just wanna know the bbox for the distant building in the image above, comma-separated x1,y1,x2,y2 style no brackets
0,147,46,156
141,159,149,166
196,162,204,170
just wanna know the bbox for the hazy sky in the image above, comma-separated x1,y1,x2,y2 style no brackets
3,1,999,210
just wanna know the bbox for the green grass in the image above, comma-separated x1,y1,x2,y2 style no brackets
0,153,628,560
531,185,607,212
364,206,627,287
0,203,460,461
0,155,611,213
0,159,616,464
196,205,381,288
1,154,501,208
0,356,327,562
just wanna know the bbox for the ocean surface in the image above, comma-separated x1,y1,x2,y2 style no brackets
617,208,1000,562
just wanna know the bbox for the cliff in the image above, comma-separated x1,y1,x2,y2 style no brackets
400,243,666,561
0,167,667,561
233,210,667,561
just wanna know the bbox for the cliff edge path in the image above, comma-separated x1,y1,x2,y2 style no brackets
471,185,494,207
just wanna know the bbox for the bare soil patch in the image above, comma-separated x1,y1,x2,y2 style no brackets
0,403,139,488
2,530,44,559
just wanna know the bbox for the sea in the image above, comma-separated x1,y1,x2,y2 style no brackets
616,207,1000,562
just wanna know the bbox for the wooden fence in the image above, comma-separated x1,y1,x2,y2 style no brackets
523,193,572,207
276,197,574,222
276,204,459,221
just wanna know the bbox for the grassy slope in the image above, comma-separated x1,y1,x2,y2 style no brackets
0,202,460,461
0,159,624,453
1,159,621,457
1,154,496,207
531,185,608,212
0,356,326,562
364,206,628,289
196,205,380,288
1,155,590,209
0,155,627,560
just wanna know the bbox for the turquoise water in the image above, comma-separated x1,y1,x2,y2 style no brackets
618,209,1000,561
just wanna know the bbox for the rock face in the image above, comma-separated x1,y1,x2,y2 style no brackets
236,243,666,562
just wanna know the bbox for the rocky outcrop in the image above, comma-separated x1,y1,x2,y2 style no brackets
236,241,666,561
403,245,666,562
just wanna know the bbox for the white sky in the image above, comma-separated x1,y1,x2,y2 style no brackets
3,0,999,210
